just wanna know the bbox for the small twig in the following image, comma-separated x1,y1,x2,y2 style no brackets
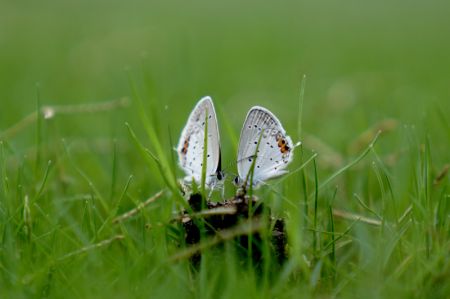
43,97,130,116
58,235,124,261
398,205,413,223
112,190,164,224
333,209,382,226
433,164,449,185
23,195,31,239
306,228,345,236
1,97,130,140
175,206,238,223
391,254,414,279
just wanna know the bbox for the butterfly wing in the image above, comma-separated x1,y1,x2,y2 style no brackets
237,106,295,186
177,96,221,186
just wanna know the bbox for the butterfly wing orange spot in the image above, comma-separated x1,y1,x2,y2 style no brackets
280,144,290,154
276,134,290,154
181,138,190,154
276,134,283,147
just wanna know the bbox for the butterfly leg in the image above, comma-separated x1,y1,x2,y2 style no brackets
207,187,214,200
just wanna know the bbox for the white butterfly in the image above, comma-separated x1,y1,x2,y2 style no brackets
235,106,299,188
177,96,223,188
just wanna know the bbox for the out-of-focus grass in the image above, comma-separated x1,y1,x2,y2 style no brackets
1,0,449,298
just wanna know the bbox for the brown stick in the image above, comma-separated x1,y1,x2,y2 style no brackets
58,235,124,261
112,190,164,224
1,97,130,140
333,209,382,226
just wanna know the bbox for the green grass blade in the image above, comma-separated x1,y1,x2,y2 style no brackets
62,140,109,214
109,139,118,202
297,74,307,141
0,141,9,197
318,130,381,191
127,73,177,191
125,123,188,209
313,157,319,256
35,83,42,175
201,111,209,201
33,160,53,203
328,203,336,280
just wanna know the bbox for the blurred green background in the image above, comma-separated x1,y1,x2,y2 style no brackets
2,0,449,140
1,0,449,297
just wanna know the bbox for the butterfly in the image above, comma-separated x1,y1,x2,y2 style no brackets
235,106,299,188
177,96,223,188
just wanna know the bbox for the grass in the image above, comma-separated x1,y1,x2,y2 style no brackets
1,0,450,298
